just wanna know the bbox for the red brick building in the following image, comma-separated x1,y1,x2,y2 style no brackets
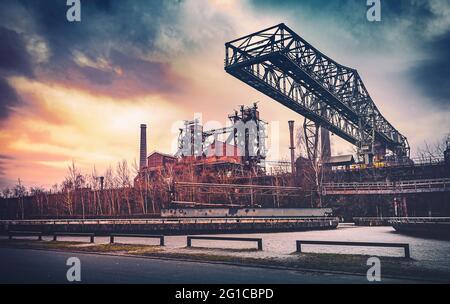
146,151,178,172
134,151,178,188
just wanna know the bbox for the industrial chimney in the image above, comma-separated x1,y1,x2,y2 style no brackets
140,124,147,171
288,121,296,175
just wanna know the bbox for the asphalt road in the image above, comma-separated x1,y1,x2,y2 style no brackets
0,248,415,284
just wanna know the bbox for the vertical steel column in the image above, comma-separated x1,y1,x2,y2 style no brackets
288,121,296,175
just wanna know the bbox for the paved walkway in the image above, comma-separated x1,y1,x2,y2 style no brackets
0,248,419,284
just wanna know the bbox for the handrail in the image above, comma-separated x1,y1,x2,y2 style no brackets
322,178,450,193
354,217,450,220
323,178,450,188
0,217,337,225
331,157,446,172
354,217,450,224
175,182,302,191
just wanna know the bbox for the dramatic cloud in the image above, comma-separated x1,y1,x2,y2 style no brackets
0,26,34,77
0,0,449,187
409,31,450,108
0,78,20,120
0,25,34,120
0,0,188,99
0,155,14,174
0,155,15,188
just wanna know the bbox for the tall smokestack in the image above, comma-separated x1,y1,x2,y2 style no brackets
140,124,147,171
288,121,296,175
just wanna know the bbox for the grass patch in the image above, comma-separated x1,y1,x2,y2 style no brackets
70,243,163,254
0,239,85,250
0,239,162,254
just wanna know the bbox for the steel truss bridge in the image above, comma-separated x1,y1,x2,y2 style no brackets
225,23,410,163
322,178,450,195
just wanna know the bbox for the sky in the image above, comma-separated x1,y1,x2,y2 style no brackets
0,0,449,188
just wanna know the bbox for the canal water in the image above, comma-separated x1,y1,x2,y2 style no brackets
3,225,450,271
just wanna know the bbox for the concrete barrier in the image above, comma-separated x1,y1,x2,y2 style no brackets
187,236,263,251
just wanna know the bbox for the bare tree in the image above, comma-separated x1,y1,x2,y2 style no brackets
296,125,324,207
116,160,132,215
63,161,86,217
1,187,12,199
417,137,448,162
104,166,117,215
50,183,60,217
30,187,46,216
13,179,26,219
88,166,103,216
132,159,147,214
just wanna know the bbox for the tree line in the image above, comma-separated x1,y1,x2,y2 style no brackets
0,161,167,220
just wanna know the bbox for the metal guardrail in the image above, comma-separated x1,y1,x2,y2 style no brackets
8,231,42,241
0,217,337,226
324,178,450,189
354,217,450,223
331,157,446,173
295,240,411,258
175,182,301,191
187,236,263,251
110,234,165,246
388,218,450,225
322,178,450,194
53,232,95,243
